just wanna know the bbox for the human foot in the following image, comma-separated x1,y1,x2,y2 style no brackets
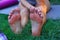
30,8,46,36
8,8,22,34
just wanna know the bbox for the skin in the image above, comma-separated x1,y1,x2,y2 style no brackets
8,0,50,36
20,0,50,36
19,2,29,27
8,8,23,34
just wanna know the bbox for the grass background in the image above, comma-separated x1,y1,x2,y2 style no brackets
0,0,60,40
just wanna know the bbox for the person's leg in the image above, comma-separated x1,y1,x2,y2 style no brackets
8,2,29,34
30,7,46,36
8,8,23,34
19,3,29,27
30,0,50,36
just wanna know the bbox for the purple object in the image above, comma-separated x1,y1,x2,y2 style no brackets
0,0,18,9
0,33,8,40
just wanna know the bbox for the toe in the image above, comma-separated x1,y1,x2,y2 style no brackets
8,16,11,19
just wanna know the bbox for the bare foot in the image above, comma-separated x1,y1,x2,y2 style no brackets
8,8,22,34
30,7,45,36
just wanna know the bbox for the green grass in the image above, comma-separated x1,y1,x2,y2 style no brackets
50,0,60,5
0,14,60,40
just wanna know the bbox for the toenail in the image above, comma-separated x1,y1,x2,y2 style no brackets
40,14,43,18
